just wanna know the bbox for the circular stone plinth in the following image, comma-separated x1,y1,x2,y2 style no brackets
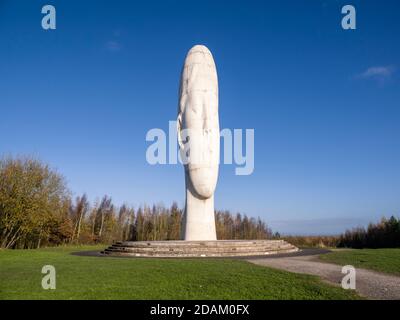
101,240,299,258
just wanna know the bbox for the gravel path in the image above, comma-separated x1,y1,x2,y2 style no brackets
247,253,400,300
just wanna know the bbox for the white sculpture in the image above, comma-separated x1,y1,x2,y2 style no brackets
177,45,220,241
102,44,300,257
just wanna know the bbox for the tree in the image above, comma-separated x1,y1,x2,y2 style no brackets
70,194,89,242
0,155,274,247
0,157,70,249
167,202,181,240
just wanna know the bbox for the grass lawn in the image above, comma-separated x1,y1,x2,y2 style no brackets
0,245,360,300
319,248,400,275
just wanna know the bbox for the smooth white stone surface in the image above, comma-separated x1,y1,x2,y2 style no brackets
177,45,219,241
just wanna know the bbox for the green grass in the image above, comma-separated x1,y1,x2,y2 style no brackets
0,245,360,300
319,248,400,275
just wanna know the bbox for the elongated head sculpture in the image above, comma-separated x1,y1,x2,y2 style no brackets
177,45,219,240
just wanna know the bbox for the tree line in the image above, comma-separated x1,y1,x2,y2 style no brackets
337,216,400,248
284,217,400,249
0,157,272,249
282,235,340,248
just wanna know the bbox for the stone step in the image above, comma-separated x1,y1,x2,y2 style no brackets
102,240,298,258
111,240,286,248
102,247,298,258
106,247,294,254
107,243,295,253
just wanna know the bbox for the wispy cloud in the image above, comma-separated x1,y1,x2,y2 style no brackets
105,40,122,52
355,65,396,83
105,29,124,52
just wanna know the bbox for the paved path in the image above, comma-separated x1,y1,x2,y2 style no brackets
247,253,400,300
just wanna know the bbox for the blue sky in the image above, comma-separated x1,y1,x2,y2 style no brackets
1,0,399,235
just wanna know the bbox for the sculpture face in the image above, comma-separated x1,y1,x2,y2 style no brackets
178,45,219,199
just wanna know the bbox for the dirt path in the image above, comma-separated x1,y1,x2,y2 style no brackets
247,254,400,300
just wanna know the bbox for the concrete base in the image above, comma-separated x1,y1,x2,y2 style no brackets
102,240,299,258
